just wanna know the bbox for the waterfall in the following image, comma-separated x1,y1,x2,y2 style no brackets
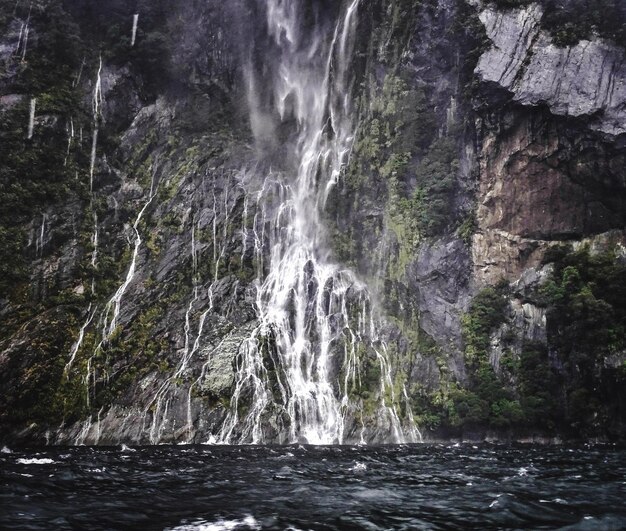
34,213,46,256
90,57,103,192
217,0,417,444
19,3,33,61
91,212,98,269
101,168,158,341
64,117,75,166
73,57,86,88
131,14,139,47
145,174,240,444
64,304,96,375
64,57,106,400
27,97,36,139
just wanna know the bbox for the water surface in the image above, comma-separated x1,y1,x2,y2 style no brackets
1,444,625,530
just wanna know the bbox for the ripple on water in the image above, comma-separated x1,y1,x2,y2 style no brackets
1,444,625,530
168,516,261,531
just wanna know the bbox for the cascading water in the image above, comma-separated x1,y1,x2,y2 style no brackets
56,0,418,446
27,97,36,139
131,14,139,47
217,0,419,445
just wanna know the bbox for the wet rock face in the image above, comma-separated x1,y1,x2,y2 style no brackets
478,110,626,240
472,105,626,284
1,0,626,444
472,3,626,285
476,3,626,135
411,238,471,348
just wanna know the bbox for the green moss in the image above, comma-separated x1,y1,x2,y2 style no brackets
411,138,459,238
146,230,163,256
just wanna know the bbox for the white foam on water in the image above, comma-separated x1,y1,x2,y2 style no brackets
1,446,12,454
350,461,367,472
17,458,56,465
169,515,261,531
276,452,295,460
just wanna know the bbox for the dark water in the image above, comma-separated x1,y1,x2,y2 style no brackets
1,444,625,530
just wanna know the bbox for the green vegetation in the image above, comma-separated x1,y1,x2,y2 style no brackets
410,284,559,433
0,309,88,431
0,1,90,297
90,303,170,408
541,0,626,48
411,138,459,238
462,284,509,365
332,70,459,286
412,245,626,438
326,0,489,284
540,245,626,434
454,283,525,429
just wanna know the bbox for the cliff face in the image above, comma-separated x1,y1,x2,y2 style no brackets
469,1,626,439
0,0,624,445
473,4,626,285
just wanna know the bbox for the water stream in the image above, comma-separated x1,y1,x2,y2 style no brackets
217,0,417,444
58,0,417,446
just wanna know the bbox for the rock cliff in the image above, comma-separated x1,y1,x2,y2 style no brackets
0,0,624,445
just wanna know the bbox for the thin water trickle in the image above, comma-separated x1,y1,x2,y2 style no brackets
27,97,36,139
89,56,103,192
131,14,139,47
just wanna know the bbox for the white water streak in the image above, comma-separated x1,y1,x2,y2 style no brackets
90,57,103,191
27,97,36,139
217,0,416,445
101,170,157,341
35,212,45,256
147,177,239,444
131,14,139,47
21,24,29,61
65,304,97,375
91,213,99,268
64,117,75,166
